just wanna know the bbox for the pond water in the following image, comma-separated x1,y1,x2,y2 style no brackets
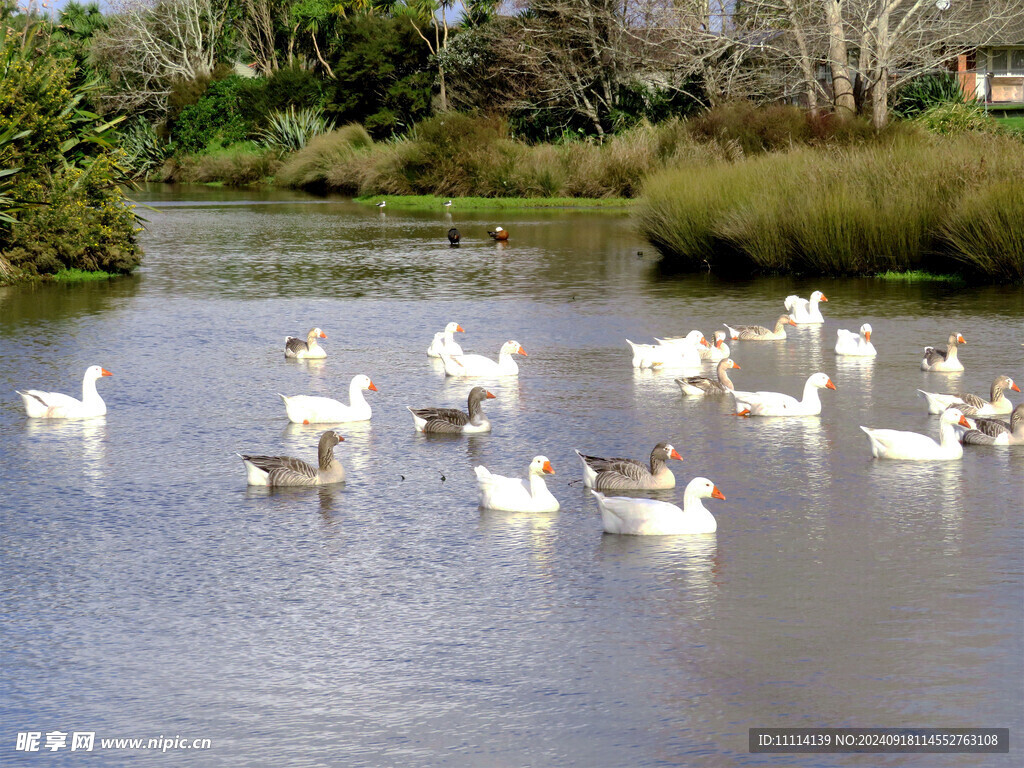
1,186,1022,767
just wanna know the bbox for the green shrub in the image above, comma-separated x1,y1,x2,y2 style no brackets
892,72,969,118
914,102,1002,135
161,143,280,185
276,124,375,191
257,106,336,152
170,76,253,154
119,117,166,178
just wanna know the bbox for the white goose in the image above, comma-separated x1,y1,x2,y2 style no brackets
17,366,112,419
700,330,731,362
917,375,1018,416
279,374,378,424
628,331,706,370
785,291,828,324
921,332,965,372
427,322,465,358
732,372,836,416
592,477,725,535
284,328,327,359
474,456,559,512
861,407,971,460
440,341,526,377
835,323,876,357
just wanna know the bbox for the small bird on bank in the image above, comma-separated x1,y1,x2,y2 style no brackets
448,227,461,246
443,200,453,208
375,200,386,209
488,226,509,241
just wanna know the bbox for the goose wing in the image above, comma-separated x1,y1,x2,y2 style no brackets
736,324,771,339
285,336,308,354
922,345,949,366
971,415,1010,438
240,454,318,484
578,453,652,486
410,407,471,433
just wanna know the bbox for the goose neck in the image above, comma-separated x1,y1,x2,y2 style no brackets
529,473,551,500
717,363,734,390
682,489,708,515
81,374,102,404
801,380,823,407
349,380,368,407
318,442,335,471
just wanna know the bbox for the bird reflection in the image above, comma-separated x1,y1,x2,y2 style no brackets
25,418,108,496
477,509,560,573
835,355,874,396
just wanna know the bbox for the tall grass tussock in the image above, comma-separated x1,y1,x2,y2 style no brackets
637,131,1024,280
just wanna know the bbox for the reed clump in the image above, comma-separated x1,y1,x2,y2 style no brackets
162,143,281,185
636,131,1024,280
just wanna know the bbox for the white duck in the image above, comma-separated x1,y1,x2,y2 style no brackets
279,374,378,424
592,477,725,536
785,291,828,324
427,322,465,358
701,330,731,362
835,323,876,357
861,407,971,460
654,330,709,365
239,430,346,486
921,332,965,372
440,341,526,377
917,375,1019,417
474,456,559,512
284,328,327,359
17,366,112,418
732,372,836,416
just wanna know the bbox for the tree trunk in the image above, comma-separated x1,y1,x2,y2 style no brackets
872,8,891,130
827,0,855,116
438,64,448,111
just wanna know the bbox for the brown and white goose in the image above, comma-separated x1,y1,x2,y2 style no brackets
676,359,741,397
701,330,731,362
918,374,1019,416
408,386,495,434
961,404,1024,445
575,442,683,490
284,328,327,359
724,316,795,341
921,332,965,372
239,431,345,486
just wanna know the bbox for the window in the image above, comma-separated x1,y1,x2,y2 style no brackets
1012,49,1024,74
991,49,1008,73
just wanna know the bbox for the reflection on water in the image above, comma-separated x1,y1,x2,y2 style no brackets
1,185,1021,768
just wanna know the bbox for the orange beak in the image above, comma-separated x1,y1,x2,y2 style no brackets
732,362,741,369
826,379,837,390
518,346,527,356
958,415,971,428
485,391,496,399
957,335,966,344
865,331,871,342
711,486,725,501
319,332,327,339
715,339,723,349
669,448,683,460
368,381,378,392
337,435,346,442
542,461,554,475
101,368,113,377
700,336,709,347
456,325,465,333
736,408,750,417
787,318,797,325
1011,381,1020,393
820,295,828,302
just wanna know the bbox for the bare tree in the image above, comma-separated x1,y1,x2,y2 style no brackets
92,0,227,113
240,0,279,75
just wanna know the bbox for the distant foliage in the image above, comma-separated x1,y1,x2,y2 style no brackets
119,117,167,178
1,20,141,282
636,132,1024,280
892,72,969,118
257,106,336,152
170,76,252,153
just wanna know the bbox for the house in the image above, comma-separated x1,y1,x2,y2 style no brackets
957,22,1024,105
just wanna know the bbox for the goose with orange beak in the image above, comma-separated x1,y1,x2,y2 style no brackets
732,372,836,416
427,322,465,358
17,365,113,419
593,477,725,535
861,407,972,460
474,456,559,512
835,323,876,357
785,290,828,324
408,386,496,434
921,331,966,372
439,340,526,377
575,442,683,490
284,327,327,359
279,374,377,424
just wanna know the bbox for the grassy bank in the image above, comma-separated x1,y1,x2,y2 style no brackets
51,268,120,282
354,195,629,209
637,132,1024,281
